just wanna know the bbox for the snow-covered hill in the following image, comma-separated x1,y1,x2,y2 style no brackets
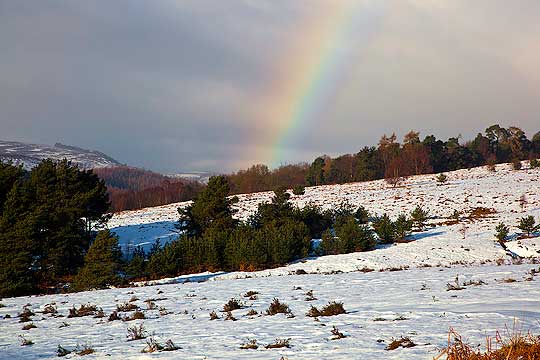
0,140,122,170
110,161,540,272
2,161,540,359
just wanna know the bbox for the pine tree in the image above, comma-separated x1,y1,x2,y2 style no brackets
72,230,123,291
518,216,537,237
394,214,413,242
495,223,509,243
411,206,429,231
178,175,238,237
373,214,395,244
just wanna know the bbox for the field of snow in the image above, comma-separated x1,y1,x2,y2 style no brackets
1,264,539,359
2,162,539,359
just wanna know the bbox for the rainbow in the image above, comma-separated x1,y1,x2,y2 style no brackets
252,1,381,168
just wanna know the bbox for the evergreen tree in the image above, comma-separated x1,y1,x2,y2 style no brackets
495,223,509,244
126,246,146,279
394,214,413,242
354,206,370,224
335,217,375,252
72,230,123,291
373,214,395,244
178,175,238,237
0,161,24,214
411,206,429,231
518,216,538,237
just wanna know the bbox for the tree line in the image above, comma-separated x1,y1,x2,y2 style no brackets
226,124,540,192
94,166,203,212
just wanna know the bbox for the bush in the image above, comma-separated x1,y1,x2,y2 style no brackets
117,302,138,312
436,173,448,184
512,159,522,170
530,158,540,168
306,301,345,317
292,185,305,195
266,298,291,315
127,324,147,341
222,298,243,312
265,338,291,349
68,304,99,318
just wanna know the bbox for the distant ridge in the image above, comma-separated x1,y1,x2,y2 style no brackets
0,140,122,170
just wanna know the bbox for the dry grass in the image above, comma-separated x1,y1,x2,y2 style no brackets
240,339,259,350
222,298,243,312
386,336,416,350
117,302,138,312
265,338,291,349
307,301,346,317
266,298,291,316
437,328,540,360
127,324,147,341
19,335,33,346
124,310,145,321
209,310,219,320
68,304,99,318
22,322,37,330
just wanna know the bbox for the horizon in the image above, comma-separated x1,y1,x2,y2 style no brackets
1,1,540,173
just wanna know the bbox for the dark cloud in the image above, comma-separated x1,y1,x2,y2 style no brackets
1,1,539,172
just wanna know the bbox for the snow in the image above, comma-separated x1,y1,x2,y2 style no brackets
1,161,539,359
1,264,539,359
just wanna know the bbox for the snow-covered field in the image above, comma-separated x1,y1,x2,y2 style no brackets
1,264,539,359
2,162,540,359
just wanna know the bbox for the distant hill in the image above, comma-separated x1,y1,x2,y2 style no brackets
0,140,122,170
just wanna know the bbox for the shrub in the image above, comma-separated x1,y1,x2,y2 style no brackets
495,223,509,243
292,185,305,195
266,298,291,316
76,344,95,356
57,345,71,357
127,324,147,341
307,301,345,317
436,173,448,184
243,290,259,298
22,323,36,330
42,304,58,315
18,307,34,322
439,328,540,359
265,338,291,349
162,339,180,351
246,309,258,316
240,339,258,350
68,304,99,318
209,310,219,320
386,337,416,350
141,338,163,353
224,311,236,321
331,326,347,340
530,158,540,168
222,298,243,312
19,335,33,346
124,310,145,321
117,302,138,312
512,159,522,170
108,311,121,321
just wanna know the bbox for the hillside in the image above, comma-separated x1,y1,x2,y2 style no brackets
109,161,540,271
1,161,539,359
0,140,122,170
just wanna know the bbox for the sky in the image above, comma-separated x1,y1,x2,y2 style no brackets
1,1,540,173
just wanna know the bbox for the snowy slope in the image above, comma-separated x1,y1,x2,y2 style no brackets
2,162,540,359
1,264,539,359
0,140,121,170
109,161,540,271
